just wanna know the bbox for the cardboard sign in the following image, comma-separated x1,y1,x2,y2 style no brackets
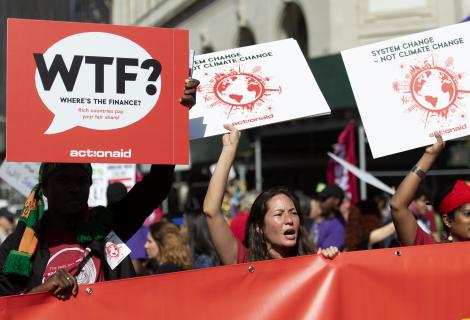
7,18,189,164
104,231,131,270
0,161,40,197
88,163,136,207
189,39,330,139
0,161,135,206
342,22,470,158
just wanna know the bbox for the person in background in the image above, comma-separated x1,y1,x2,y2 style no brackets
203,124,339,265
314,184,346,250
373,193,399,248
345,200,395,251
144,221,192,274
230,190,259,243
308,196,323,247
409,186,440,242
182,210,220,269
339,194,352,223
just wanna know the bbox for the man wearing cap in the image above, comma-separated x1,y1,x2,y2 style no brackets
0,79,199,299
311,184,346,251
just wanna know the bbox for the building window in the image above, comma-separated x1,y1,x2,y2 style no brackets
280,2,308,55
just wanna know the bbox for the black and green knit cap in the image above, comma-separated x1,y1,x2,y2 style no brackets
39,163,93,185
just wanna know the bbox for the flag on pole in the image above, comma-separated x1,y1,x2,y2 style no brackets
327,121,358,203
327,152,395,195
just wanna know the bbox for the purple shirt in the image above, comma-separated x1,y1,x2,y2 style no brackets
313,217,345,250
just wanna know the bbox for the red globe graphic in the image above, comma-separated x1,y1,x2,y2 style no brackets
214,73,265,106
410,67,457,111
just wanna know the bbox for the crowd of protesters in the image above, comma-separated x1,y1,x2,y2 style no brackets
0,78,468,300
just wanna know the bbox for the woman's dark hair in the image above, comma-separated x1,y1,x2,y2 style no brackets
413,185,432,202
345,200,383,251
245,186,314,262
185,209,219,264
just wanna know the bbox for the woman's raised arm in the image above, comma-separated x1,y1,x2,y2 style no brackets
390,133,445,246
203,124,240,265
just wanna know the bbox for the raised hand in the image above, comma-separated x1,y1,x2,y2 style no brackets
425,131,445,158
179,78,200,109
222,124,240,151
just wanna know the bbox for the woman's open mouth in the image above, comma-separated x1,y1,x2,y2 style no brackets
283,229,297,240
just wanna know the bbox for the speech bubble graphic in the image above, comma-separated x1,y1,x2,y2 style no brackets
34,32,161,134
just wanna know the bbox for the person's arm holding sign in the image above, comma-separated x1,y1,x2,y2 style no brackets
390,132,445,246
0,79,200,300
27,269,78,300
109,79,200,241
203,124,240,265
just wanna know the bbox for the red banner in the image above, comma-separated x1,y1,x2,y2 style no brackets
327,121,358,203
1,242,470,319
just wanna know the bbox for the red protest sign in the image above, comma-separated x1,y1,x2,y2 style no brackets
7,18,188,164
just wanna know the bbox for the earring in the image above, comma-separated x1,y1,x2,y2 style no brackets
448,234,453,242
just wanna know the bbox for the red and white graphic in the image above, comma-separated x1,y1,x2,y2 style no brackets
200,66,281,118
393,54,470,129
104,231,131,270
190,39,330,139
43,245,101,285
7,18,189,164
105,242,122,258
342,22,470,158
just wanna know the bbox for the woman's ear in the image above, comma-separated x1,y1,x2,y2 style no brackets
255,225,262,234
442,214,452,229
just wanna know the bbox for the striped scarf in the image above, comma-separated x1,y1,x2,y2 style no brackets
2,163,112,277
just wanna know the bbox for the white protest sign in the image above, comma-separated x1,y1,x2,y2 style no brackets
0,162,40,197
35,32,161,135
190,39,330,139
327,152,395,195
0,161,136,206
342,22,470,158
88,163,107,207
88,163,136,207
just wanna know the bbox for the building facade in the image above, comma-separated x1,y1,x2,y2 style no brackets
111,0,470,201
112,0,468,58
